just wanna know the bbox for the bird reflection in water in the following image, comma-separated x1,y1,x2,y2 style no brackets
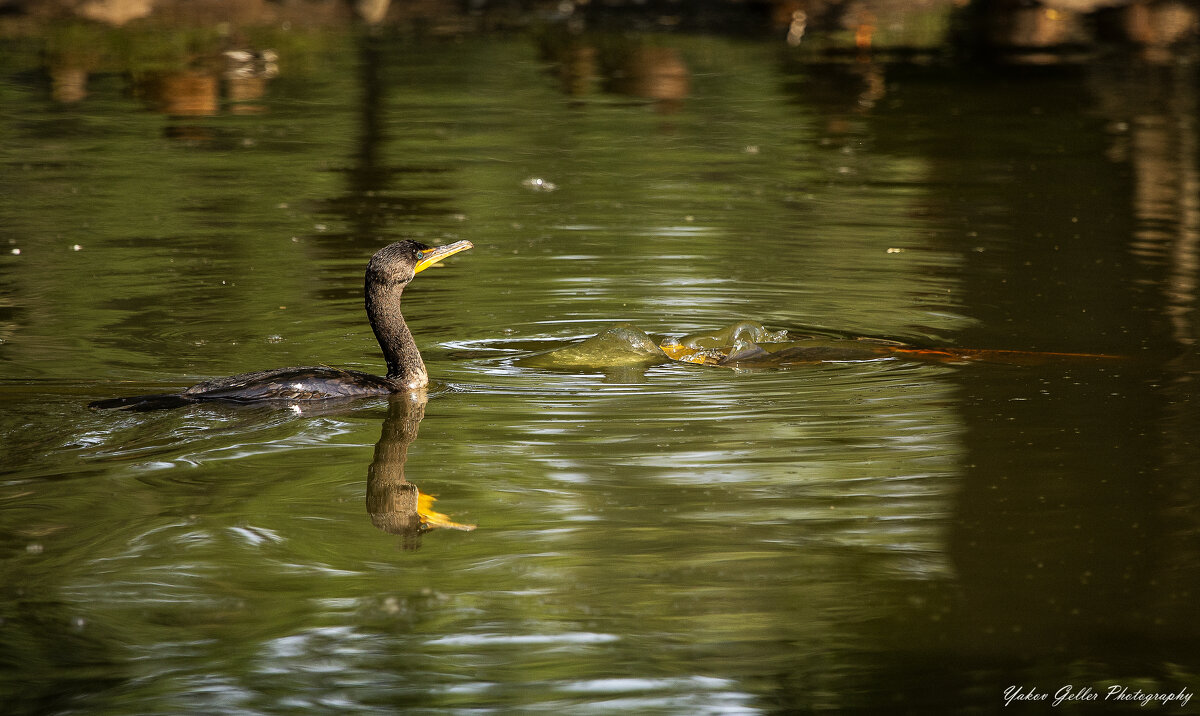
366,393,474,550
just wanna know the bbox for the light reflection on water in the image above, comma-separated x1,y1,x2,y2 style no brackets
2,18,1200,716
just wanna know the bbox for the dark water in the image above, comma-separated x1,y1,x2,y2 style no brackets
3,24,1200,714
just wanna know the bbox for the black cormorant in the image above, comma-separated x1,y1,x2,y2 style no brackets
89,239,472,411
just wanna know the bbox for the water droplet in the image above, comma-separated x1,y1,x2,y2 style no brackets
522,177,557,192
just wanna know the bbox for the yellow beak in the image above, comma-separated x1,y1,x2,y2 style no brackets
414,240,473,274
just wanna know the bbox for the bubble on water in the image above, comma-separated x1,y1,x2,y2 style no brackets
522,177,557,192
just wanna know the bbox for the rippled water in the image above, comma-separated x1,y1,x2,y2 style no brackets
3,24,1200,714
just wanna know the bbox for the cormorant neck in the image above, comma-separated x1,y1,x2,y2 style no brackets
365,279,427,389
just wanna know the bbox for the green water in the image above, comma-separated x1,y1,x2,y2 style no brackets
3,24,1199,714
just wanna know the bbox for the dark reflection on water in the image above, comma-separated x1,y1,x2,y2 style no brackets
3,12,1200,715
366,393,475,548
318,33,463,251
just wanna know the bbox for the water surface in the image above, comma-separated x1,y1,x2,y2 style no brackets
2,24,1199,714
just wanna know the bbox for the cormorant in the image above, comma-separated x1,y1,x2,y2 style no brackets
89,239,472,411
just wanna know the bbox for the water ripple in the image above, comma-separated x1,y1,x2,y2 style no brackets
427,632,620,647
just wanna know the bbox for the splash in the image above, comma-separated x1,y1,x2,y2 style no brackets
518,323,668,369
661,320,791,365
521,320,1123,372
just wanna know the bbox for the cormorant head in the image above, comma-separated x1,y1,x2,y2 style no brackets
367,239,473,287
